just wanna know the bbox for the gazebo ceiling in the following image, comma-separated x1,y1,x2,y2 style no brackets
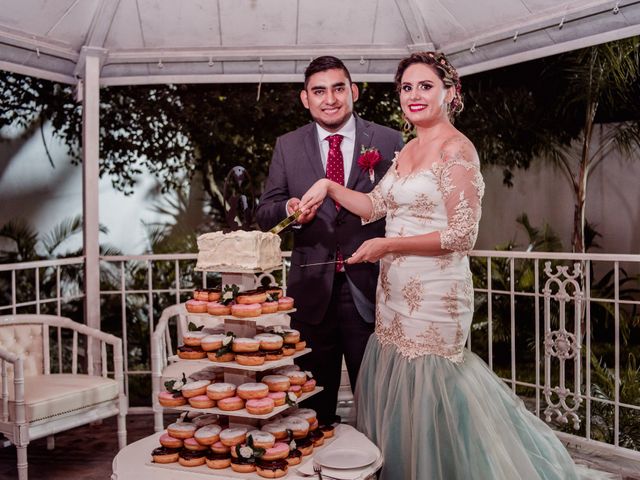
1,0,639,86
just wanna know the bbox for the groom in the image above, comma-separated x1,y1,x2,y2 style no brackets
257,56,403,425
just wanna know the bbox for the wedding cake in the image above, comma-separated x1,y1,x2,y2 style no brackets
195,230,282,271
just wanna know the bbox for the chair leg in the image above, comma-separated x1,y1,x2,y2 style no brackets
16,444,28,480
46,435,55,450
117,412,127,449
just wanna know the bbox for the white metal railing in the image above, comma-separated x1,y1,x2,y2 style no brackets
1,250,639,457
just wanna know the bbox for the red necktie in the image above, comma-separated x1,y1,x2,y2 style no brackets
326,134,345,271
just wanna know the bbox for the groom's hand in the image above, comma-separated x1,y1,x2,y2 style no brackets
287,198,318,224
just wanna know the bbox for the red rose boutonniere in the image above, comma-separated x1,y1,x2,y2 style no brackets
358,146,382,183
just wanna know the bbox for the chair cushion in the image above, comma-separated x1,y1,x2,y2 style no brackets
0,324,44,378
3,374,118,422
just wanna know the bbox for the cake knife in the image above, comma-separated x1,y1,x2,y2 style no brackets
269,210,302,234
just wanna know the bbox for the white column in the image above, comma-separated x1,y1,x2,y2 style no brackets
82,54,101,372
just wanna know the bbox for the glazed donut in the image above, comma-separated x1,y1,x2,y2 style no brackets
183,331,208,346
217,396,244,411
185,299,208,313
319,424,335,438
230,458,257,473
231,303,262,318
285,371,307,386
277,297,294,311
261,442,289,461
210,440,231,454
207,351,235,362
281,344,296,356
295,340,307,351
207,302,231,316
264,349,283,361
205,450,231,469
261,421,288,440
288,385,302,398
158,391,187,408
236,289,268,304
194,424,222,445
260,301,279,314
256,459,289,478
246,397,275,415
177,345,207,360
237,383,269,400
167,422,196,439
201,334,227,351
184,437,209,451
282,329,300,344
247,430,276,449
189,394,215,409
206,382,236,400
286,448,303,466
292,408,317,425
232,337,260,353
236,351,266,366
267,391,286,407
181,380,212,399
192,413,219,427
283,416,309,439
274,364,300,375
178,449,206,467
254,333,284,351
261,375,291,392
220,427,248,447
193,288,211,301
159,433,183,449
302,379,316,392
151,446,180,464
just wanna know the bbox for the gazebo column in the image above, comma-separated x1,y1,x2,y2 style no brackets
82,52,101,373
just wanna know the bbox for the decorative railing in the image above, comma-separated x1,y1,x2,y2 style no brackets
1,250,639,456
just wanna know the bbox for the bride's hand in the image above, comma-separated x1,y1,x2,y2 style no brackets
299,179,331,212
347,238,390,264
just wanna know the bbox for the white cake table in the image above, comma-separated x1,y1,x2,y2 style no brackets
111,424,382,480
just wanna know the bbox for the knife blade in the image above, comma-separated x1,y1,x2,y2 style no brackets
269,210,302,234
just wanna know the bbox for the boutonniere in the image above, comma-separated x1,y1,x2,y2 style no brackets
358,146,382,182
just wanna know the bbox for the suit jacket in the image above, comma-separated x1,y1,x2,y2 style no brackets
257,115,404,326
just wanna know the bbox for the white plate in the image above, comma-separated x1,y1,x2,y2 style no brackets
314,448,378,470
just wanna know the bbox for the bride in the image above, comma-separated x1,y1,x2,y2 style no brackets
299,51,609,479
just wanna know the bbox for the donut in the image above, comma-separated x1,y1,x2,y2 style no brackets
206,382,236,400
181,380,212,398
286,448,303,466
184,437,208,451
177,345,207,360
281,344,296,356
247,430,276,449
295,340,307,351
295,436,313,456
185,299,208,313
282,329,300,344
277,297,294,311
207,351,235,362
230,457,257,473
183,331,208,346
151,446,180,464
159,433,183,449
262,286,283,299
254,333,284,351
302,379,316,392
231,303,262,318
246,397,275,415
236,351,266,366
193,289,211,301
189,394,215,409
236,289,268,304
256,458,289,478
293,408,317,425
283,416,309,438
285,371,307,386
220,427,248,447
178,449,206,467
260,301,279,314
205,450,231,469
264,349,283,361
319,424,335,438
261,375,290,392
261,442,289,461
166,422,196,439
210,440,231,454
309,429,325,446
232,337,260,353
217,396,244,411
274,364,300,375
192,413,219,427
194,424,222,445
237,383,269,400
267,391,286,407
261,421,288,440
207,302,231,316
201,334,227,351
207,289,222,302
288,385,302,398
310,419,319,431
158,391,187,407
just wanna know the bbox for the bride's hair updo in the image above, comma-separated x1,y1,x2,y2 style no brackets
394,51,463,119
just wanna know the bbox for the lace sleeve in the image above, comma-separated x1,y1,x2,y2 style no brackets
361,165,396,225
433,139,484,253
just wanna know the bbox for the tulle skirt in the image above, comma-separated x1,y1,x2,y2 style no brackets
355,335,610,480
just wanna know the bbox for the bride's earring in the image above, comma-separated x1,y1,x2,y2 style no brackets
402,116,413,133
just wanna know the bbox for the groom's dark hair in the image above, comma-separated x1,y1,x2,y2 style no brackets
304,56,353,89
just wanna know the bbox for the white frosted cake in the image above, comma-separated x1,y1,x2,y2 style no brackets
195,230,282,271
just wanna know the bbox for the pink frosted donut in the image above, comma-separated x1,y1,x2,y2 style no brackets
211,440,230,454
268,391,286,406
158,391,186,407
217,396,244,411
302,379,317,392
246,397,275,415
159,433,183,449
262,442,290,461
230,303,261,318
184,437,208,451
207,302,231,316
277,297,294,311
288,385,302,397
188,394,215,409
186,299,208,313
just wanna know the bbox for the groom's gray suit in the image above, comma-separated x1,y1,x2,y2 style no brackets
257,114,403,423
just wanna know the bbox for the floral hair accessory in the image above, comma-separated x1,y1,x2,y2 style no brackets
358,146,382,182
